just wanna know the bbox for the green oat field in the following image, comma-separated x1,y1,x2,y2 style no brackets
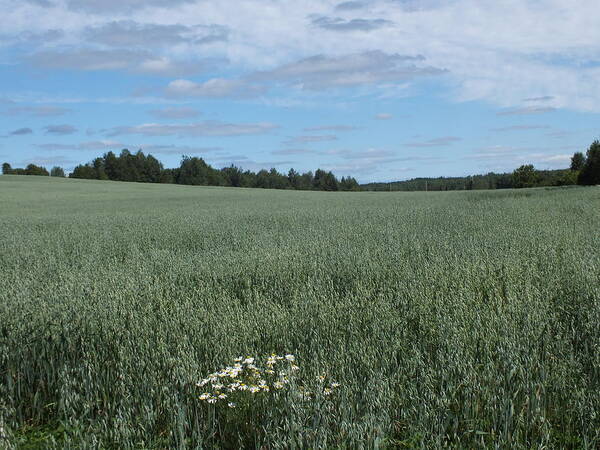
0,175,599,448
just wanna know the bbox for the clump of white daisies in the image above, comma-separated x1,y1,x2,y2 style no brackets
196,354,340,408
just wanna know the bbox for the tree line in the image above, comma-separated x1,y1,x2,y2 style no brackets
2,163,64,177
363,140,600,191
67,150,360,191
3,139,599,191
364,168,578,192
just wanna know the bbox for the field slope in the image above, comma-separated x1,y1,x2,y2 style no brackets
0,175,599,448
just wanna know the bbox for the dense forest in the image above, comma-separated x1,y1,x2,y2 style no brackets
3,151,360,191
70,151,361,191
3,140,600,191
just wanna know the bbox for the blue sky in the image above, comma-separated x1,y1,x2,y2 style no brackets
1,0,599,182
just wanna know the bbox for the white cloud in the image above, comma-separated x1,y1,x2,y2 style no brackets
84,21,227,47
405,136,461,147
65,0,195,13
336,148,395,160
23,0,53,7
107,121,278,137
148,107,201,119
322,157,412,177
496,106,556,116
375,113,392,120
310,16,393,32
335,2,367,11
490,125,551,132
0,29,63,46
44,124,77,135
283,135,338,145
272,148,317,156
253,51,445,90
523,96,554,103
3,0,600,111
37,140,125,151
1,105,70,116
37,140,221,156
545,130,573,139
9,127,33,135
303,125,357,132
28,49,205,76
165,78,266,98
320,147,439,178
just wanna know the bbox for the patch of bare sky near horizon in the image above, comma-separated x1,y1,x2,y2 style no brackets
465,144,575,171
22,155,78,168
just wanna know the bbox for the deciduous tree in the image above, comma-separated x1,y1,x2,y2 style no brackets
570,152,585,171
512,164,538,188
50,166,65,177
578,140,600,185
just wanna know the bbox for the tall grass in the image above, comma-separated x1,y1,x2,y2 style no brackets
0,175,598,448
